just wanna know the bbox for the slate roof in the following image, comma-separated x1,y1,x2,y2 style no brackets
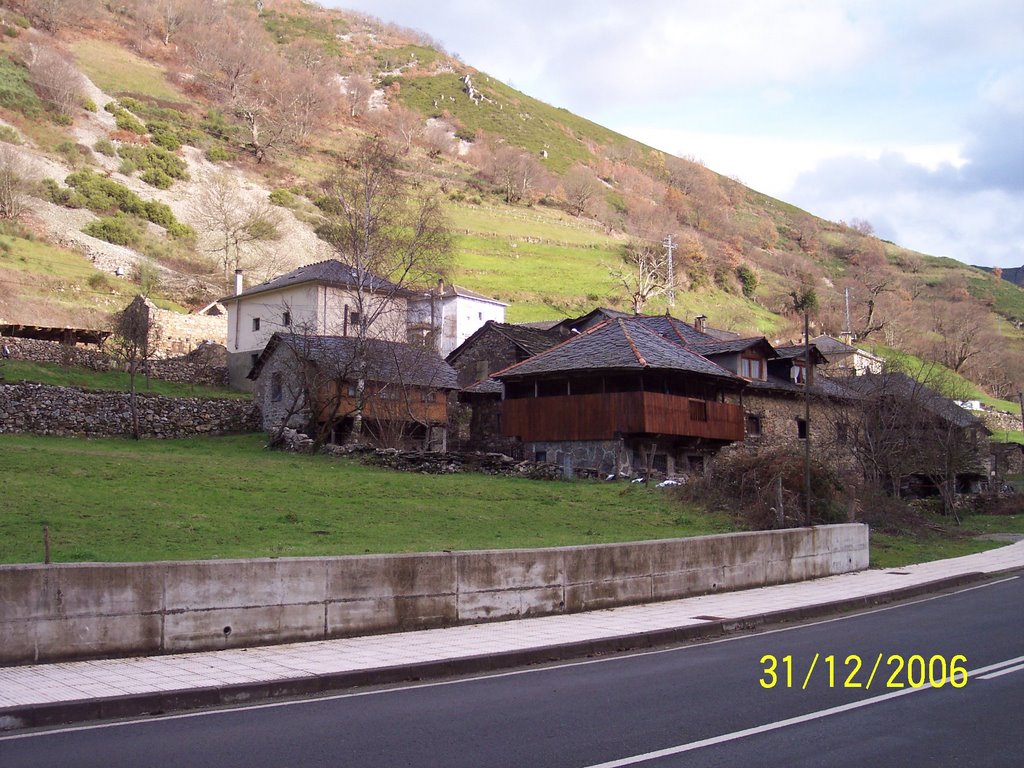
462,377,504,395
442,284,508,305
632,314,716,345
773,344,828,364
689,337,779,358
493,318,740,382
745,373,858,399
839,372,989,431
223,260,405,302
251,333,459,390
446,321,564,364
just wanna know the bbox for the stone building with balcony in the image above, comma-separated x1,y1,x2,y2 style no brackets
493,317,746,476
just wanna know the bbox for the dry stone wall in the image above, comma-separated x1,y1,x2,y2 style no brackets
0,336,111,371
0,383,258,438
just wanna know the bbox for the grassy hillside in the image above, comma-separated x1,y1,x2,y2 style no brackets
0,0,1020,407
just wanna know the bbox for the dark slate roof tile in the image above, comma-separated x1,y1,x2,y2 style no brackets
494,318,740,381
253,333,458,389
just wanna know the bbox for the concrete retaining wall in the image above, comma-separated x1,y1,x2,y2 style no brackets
0,525,868,664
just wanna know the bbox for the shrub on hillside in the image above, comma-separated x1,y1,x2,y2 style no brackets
0,58,43,118
84,213,140,246
204,144,231,162
117,145,188,186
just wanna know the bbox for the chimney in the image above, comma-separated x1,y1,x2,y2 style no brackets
437,278,445,296
694,314,707,334
234,269,244,296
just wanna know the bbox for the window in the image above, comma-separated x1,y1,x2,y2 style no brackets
282,311,291,327
535,450,547,463
252,317,261,332
797,418,808,439
346,384,357,397
689,400,708,422
349,311,361,328
422,390,437,403
745,414,762,436
270,371,282,402
740,356,765,380
478,311,483,320
250,353,259,369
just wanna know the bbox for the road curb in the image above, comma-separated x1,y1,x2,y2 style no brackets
0,568,1014,732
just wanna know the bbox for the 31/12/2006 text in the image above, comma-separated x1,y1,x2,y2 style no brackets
759,654,968,690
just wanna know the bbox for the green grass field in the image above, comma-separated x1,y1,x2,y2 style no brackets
0,434,731,563
0,360,247,399
71,39,185,103
1,435,1018,568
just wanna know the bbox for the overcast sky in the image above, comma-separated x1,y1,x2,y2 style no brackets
328,1,1024,268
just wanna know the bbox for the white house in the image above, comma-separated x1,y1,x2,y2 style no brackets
407,281,508,358
221,261,409,389
812,335,884,376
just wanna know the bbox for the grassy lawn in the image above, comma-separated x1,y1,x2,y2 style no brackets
0,360,248,399
3,435,1018,567
0,434,732,563
70,39,184,103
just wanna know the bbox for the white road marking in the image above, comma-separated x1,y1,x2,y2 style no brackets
978,663,1024,680
581,655,1024,768
0,576,1017,741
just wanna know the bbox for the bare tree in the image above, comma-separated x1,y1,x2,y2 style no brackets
192,172,284,287
838,367,987,518
343,73,373,119
110,296,154,440
929,300,989,373
610,240,669,314
0,146,31,221
314,136,452,440
487,146,544,205
421,121,454,159
22,42,85,117
10,0,95,32
563,164,599,217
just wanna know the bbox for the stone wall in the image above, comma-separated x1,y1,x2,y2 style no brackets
0,524,869,664
2,335,230,389
0,383,258,438
0,336,111,371
148,303,227,356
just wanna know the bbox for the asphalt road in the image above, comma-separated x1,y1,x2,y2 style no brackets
2,576,1022,768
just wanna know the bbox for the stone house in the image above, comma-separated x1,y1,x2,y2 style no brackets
407,282,508,358
734,344,856,454
445,319,566,451
221,260,410,389
493,317,746,476
812,335,884,376
251,332,459,450
839,372,992,495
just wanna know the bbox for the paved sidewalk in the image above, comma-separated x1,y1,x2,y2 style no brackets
2,541,1022,731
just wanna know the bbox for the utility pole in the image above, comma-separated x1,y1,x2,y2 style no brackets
1019,391,1023,434
843,287,853,344
663,234,675,306
804,311,812,528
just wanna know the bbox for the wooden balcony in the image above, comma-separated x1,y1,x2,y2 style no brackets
501,391,745,443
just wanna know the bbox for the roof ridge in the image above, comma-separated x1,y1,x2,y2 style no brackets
489,318,613,378
618,318,648,367
625,320,741,379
